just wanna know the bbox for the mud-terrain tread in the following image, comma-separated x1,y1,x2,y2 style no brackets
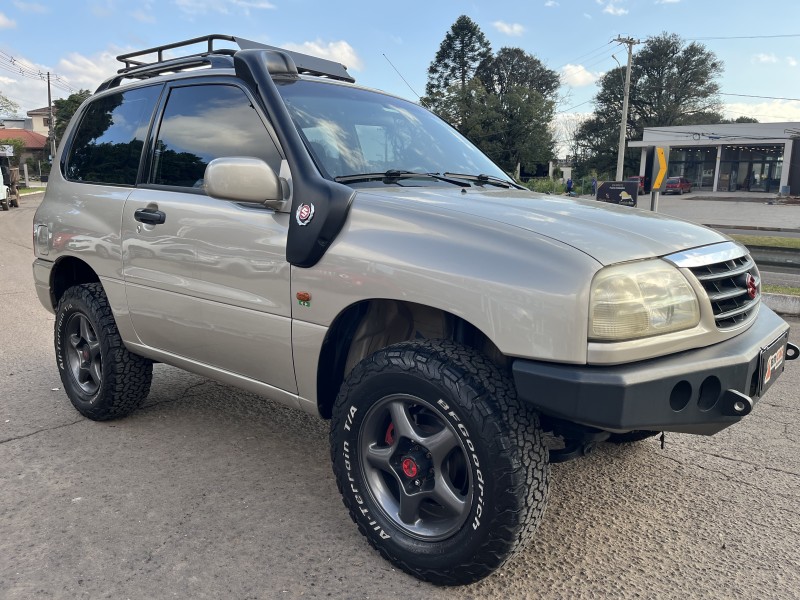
330,339,549,585
56,283,152,421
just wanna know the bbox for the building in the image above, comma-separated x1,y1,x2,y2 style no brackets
0,105,54,167
0,127,48,166
629,122,800,194
26,106,53,136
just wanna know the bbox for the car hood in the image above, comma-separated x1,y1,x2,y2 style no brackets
357,186,727,266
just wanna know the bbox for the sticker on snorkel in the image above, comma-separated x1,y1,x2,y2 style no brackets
296,203,315,226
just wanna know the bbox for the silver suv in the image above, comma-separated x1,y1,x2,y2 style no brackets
32,35,797,585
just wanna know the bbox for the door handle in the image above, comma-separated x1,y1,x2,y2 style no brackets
134,208,166,225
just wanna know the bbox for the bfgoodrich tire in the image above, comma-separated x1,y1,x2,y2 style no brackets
330,340,549,585
55,283,152,420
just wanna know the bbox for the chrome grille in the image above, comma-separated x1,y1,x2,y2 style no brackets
688,254,760,329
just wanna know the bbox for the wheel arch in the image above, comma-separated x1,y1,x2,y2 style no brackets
49,256,101,309
315,298,506,419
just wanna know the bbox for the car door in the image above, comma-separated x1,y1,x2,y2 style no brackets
122,79,296,393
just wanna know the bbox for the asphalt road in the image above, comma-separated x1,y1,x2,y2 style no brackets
2,194,800,599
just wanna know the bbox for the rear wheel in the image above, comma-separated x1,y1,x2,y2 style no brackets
330,340,549,585
55,283,152,420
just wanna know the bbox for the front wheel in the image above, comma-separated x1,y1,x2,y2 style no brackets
330,340,549,585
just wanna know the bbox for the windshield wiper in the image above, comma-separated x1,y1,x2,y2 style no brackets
442,173,521,189
334,170,469,187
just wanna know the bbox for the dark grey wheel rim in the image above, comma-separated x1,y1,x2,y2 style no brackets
358,394,473,541
65,313,102,396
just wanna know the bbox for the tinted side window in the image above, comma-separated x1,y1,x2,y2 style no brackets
65,86,160,185
152,84,281,188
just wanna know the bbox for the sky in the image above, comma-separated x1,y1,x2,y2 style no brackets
3,0,800,154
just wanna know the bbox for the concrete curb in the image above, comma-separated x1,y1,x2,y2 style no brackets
763,293,800,316
704,223,800,233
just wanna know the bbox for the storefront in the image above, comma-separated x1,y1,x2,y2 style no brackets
629,122,800,194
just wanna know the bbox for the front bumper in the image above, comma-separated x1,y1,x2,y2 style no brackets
32,258,55,314
512,306,791,435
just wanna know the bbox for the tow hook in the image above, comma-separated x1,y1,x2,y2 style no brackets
787,342,799,361
720,390,753,417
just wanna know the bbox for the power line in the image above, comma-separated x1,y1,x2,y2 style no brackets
554,41,614,71
686,34,800,41
0,51,77,93
557,99,593,114
721,92,800,102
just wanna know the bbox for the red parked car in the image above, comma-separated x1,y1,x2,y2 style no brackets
665,176,692,195
626,175,645,195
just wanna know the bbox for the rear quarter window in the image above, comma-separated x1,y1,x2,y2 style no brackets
64,85,161,186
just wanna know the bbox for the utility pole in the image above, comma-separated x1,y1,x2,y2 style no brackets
614,36,640,182
47,72,56,162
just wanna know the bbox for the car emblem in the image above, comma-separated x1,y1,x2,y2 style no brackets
746,273,758,299
296,203,315,226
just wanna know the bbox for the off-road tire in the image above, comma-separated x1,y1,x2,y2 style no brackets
607,430,659,444
330,339,549,585
55,283,152,420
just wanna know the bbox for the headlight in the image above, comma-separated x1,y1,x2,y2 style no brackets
589,259,699,341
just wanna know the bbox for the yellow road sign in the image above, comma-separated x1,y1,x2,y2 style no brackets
652,146,668,190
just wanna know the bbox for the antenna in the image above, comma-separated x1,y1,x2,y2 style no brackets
382,53,426,106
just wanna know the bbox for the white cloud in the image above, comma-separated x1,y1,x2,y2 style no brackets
561,64,602,87
0,12,17,28
655,0,680,4
583,12,592,18
0,47,137,113
12,1,48,12
544,1,559,6
724,100,800,122
173,0,275,15
752,53,778,64
493,21,525,36
131,9,156,22
56,50,120,91
786,56,798,67
597,0,628,15
0,62,59,113
282,40,363,71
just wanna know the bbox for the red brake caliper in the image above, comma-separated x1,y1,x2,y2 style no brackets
385,422,395,445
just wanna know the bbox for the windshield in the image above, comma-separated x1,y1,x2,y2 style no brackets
276,79,511,185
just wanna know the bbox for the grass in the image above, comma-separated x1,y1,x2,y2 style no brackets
727,235,800,295
730,234,800,249
763,284,800,296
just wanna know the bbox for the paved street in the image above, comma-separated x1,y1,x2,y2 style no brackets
2,193,800,599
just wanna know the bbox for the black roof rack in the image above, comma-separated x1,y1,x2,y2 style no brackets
97,33,355,92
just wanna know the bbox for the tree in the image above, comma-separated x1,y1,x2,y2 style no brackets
424,15,492,123
1,92,19,116
555,113,590,165
721,115,759,124
576,33,723,175
423,17,560,176
477,47,560,100
53,89,92,146
474,47,559,175
0,137,26,166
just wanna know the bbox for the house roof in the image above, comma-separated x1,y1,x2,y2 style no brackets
0,128,48,149
27,106,52,116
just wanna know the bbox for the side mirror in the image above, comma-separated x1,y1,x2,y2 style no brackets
204,157,288,211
